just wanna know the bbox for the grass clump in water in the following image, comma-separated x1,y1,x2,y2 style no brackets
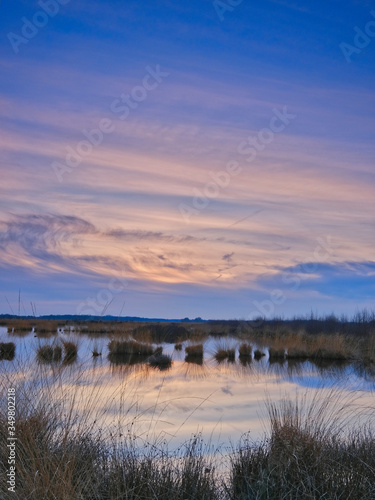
238,343,252,358
148,353,173,371
108,339,154,356
185,344,204,363
37,344,62,363
253,349,266,360
268,347,285,361
62,341,78,363
0,342,15,361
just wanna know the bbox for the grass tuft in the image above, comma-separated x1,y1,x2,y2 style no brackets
185,344,204,363
0,342,15,361
62,341,78,363
108,339,154,356
253,349,266,360
37,344,62,363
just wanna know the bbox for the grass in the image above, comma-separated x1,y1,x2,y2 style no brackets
214,348,235,363
253,349,266,360
108,339,155,356
62,341,78,363
37,344,62,363
238,343,252,358
185,343,204,364
148,353,173,371
268,347,285,361
1,369,374,500
0,342,15,361
132,322,190,344
229,392,375,499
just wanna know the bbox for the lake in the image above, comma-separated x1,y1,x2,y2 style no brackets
1,326,374,451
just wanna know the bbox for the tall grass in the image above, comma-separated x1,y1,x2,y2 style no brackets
229,391,375,499
0,365,374,499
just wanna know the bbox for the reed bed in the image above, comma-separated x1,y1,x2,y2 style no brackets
34,320,61,334
6,319,33,333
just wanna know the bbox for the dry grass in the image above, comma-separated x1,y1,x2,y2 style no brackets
215,349,229,361
62,341,78,363
363,331,375,364
185,344,204,364
253,349,266,360
34,320,61,334
308,334,351,361
268,347,285,361
238,343,252,358
148,353,173,371
6,319,33,333
229,391,375,499
108,339,155,356
0,363,374,500
37,344,62,363
0,342,15,361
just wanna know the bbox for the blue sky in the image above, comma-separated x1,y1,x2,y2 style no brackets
0,0,374,318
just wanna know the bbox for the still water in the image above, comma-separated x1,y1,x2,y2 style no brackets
1,327,374,449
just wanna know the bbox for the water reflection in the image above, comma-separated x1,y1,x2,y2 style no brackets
0,327,374,448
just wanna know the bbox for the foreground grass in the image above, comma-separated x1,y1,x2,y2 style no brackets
229,395,375,499
0,367,374,500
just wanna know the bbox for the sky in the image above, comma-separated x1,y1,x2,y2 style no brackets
0,0,374,319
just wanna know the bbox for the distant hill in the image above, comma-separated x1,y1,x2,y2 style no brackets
0,314,205,323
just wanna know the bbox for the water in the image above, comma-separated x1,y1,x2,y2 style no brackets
1,327,374,450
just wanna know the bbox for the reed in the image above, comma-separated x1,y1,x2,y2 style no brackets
6,319,33,333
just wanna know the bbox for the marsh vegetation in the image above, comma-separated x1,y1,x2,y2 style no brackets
1,312,374,498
